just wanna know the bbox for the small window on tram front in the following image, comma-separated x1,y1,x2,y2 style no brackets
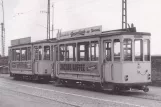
135,39,143,61
21,48,27,61
144,39,150,61
123,39,132,61
59,44,65,61
77,42,90,61
114,39,121,61
44,46,50,60
66,43,76,61
91,41,99,61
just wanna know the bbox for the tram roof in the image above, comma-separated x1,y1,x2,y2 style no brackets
9,27,151,48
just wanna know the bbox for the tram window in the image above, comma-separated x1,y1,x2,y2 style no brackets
34,46,39,60
123,39,132,61
15,49,20,61
12,49,15,61
51,45,54,61
44,46,50,60
66,43,76,61
135,39,143,61
114,39,121,61
55,46,58,61
105,41,111,61
27,47,31,60
144,39,150,61
59,44,65,61
39,46,42,60
21,48,27,61
77,42,90,61
91,41,99,61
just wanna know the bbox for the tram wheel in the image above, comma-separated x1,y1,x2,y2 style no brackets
14,75,22,80
53,78,62,86
94,83,102,91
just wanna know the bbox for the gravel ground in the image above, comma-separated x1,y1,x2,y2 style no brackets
1,74,161,107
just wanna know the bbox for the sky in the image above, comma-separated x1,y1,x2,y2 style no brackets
1,0,161,55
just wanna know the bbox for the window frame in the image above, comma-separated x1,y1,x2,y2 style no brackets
113,39,121,61
21,47,27,61
134,39,143,61
144,39,150,61
43,45,51,60
59,44,66,61
90,41,99,61
77,42,90,61
104,40,112,61
27,47,32,61
123,38,132,61
66,43,76,61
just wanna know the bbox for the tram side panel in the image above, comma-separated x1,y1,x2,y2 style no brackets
10,61,33,76
34,60,53,78
56,62,102,82
103,62,123,83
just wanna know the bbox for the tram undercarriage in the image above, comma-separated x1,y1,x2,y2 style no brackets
53,78,150,92
10,73,51,83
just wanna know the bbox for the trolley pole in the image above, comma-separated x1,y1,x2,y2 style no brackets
122,0,127,29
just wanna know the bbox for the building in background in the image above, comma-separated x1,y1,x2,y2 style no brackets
151,56,161,81
0,56,9,74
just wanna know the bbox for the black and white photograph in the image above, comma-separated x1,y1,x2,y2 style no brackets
0,0,161,107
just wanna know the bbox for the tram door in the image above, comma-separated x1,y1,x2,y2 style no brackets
33,46,39,73
52,45,58,78
33,45,42,74
103,40,113,82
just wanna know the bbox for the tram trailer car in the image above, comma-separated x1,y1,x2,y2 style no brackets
53,26,151,92
8,37,56,82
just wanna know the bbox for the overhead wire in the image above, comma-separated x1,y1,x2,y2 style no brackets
12,0,143,30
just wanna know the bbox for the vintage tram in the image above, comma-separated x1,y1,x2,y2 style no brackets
8,25,151,92
8,37,56,82
53,26,151,92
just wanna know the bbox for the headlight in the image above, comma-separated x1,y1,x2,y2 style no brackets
125,75,128,81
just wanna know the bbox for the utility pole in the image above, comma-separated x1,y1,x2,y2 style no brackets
47,0,51,39
1,23,3,56
1,0,5,56
52,4,54,38
122,0,127,29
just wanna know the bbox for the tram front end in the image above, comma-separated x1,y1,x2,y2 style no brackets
102,32,151,92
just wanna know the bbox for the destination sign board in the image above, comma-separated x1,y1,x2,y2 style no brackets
11,37,31,46
58,25,102,39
